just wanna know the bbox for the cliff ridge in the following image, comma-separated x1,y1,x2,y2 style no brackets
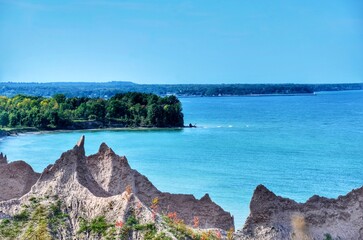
236,184,363,240
0,136,234,239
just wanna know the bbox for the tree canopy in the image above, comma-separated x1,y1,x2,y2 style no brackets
0,93,184,129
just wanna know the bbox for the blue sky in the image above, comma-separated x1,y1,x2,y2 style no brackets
0,0,362,84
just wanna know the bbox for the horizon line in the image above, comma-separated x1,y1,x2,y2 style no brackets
1,81,362,85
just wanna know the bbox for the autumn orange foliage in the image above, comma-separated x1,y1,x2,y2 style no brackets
115,221,124,228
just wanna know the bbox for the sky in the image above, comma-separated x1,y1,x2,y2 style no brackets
0,0,362,84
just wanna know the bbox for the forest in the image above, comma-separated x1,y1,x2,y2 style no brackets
0,92,184,129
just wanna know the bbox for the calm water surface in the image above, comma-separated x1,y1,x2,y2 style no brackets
1,91,363,227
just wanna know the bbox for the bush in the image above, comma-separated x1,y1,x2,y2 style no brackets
90,216,109,236
13,210,29,222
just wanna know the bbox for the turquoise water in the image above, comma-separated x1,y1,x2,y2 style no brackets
1,91,363,227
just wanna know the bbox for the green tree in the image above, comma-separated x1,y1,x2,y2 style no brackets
0,112,9,127
53,94,66,104
8,112,19,127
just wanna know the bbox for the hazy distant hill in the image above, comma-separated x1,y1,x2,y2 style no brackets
0,81,362,98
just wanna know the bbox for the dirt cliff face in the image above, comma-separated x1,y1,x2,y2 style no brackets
236,184,363,240
86,141,234,230
0,152,40,202
0,136,234,239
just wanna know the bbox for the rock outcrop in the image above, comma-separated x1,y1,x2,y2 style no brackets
0,136,234,239
0,152,40,202
236,185,363,240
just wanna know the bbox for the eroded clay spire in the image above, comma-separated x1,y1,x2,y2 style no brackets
72,135,86,156
77,135,85,148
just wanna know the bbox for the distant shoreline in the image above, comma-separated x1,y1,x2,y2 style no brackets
1,82,361,98
176,89,363,98
178,93,316,98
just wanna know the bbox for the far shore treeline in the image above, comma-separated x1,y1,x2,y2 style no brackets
0,93,184,130
0,82,362,98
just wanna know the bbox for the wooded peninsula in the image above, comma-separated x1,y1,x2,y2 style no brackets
0,93,184,130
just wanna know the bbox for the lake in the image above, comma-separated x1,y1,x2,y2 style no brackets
1,90,362,228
